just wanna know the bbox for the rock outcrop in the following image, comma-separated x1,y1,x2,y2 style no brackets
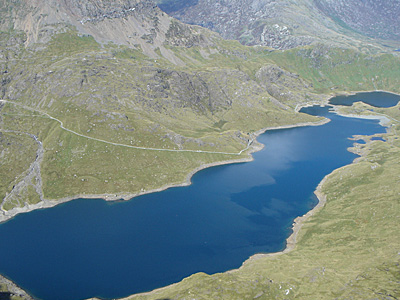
163,0,319,49
0,0,214,62
157,0,400,50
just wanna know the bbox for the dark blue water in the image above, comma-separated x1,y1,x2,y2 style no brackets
355,139,367,144
371,136,385,142
329,91,400,107
0,101,390,300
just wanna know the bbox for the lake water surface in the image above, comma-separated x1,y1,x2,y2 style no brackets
328,91,400,107
0,92,398,300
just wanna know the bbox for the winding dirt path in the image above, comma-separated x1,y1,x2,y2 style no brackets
0,99,253,156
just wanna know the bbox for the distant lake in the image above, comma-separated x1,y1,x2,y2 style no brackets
328,91,400,107
0,92,397,300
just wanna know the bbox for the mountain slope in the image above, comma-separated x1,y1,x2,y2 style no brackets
158,0,400,51
0,0,324,221
315,0,400,41
0,0,216,63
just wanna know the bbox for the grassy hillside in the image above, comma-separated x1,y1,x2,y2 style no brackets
2,24,400,215
268,45,400,94
1,29,319,215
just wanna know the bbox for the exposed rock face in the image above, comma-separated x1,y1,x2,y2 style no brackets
1,0,160,46
157,0,400,49
164,0,318,49
314,0,400,41
159,0,372,49
255,64,320,106
0,0,213,62
62,0,148,21
165,19,209,48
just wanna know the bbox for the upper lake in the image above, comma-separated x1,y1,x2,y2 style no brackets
328,91,400,107
0,92,398,300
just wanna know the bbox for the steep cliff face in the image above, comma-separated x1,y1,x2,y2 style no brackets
314,0,400,41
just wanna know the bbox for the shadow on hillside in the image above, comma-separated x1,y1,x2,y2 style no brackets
0,292,12,300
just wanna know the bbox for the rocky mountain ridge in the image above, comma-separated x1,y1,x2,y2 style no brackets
1,0,215,63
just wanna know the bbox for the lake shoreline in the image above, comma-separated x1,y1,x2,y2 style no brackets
0,118,330,300
115,163,331,300
331,89,400,98
235,177,329,266
0,274,33,300
1,90,395,300
120,94,396,300
235,98,396,268
0,119,329,225
295,89,400,112
3,89,396,224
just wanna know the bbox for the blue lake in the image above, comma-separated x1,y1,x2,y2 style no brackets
328,91,400,107
371,136,385,142
0,92,398,300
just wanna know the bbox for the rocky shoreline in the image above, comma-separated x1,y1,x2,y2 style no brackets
0,274,33,300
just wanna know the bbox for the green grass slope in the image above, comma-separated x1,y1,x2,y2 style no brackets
2,25,400,216
1,29,318,214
